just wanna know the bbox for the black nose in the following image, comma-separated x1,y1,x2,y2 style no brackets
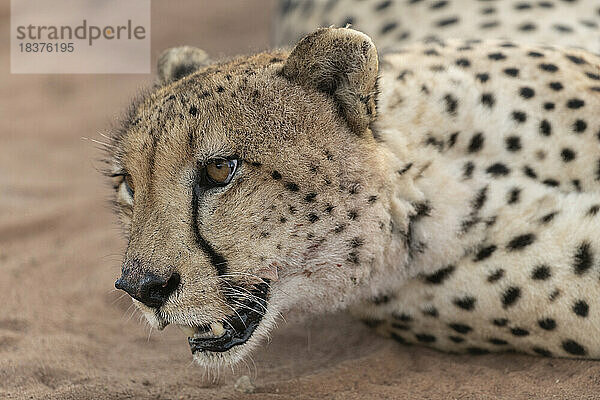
115,271,180,308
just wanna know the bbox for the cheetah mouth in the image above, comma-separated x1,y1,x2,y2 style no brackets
184,283,269,354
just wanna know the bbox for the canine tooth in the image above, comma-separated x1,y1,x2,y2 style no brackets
179,325,196,337
211,322,225,337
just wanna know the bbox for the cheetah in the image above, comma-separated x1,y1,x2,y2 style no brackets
108,8,600,367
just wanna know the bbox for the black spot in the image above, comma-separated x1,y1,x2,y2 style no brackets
415,333,436,343
549,81,563,91
380,22,398,34
476,73,490,82
523,165,538,179
561,148,576,162
463,161,475,178
392,323,410,331
362,318,384,328
586,72,600,81
527,51,544,58
519,22,536,31
573,300,589,317
481,93,495,107
271,171,282,180
347,251,359,264
279,217,287,223
512,111,527,123
507,233,536,250
390,332,409,345
511,327,529,336
423,265,456,284
474,245,497,261
574,242,593,275
532,265,551,280
487,269,505,283
543,102,555,111
449,323,472,334
473,186,488,210
304,193,317,202
573,119,587,133
502,286,521,308
540,212,557,224
422,307,439,317
567,98,585,109
515,2,532,10
444,94,458,116
467,347,490,355
449,336,464,343
375,0,392,10
448,132,460,148
503,67,519,77
539,119,552,136
468,132,484,153
493,318,508,327
538,318,556,330
393,312,413,322
453,296,476,311
285,182,299,192
539,63,559,72
553,24,573,33
505,136,521,152
488,52,507,60
507,187,521,204
348,210,358,220
489,338,509,345
480,20,500,29
519,87,535,99
455,58,471,67
307,213,319,223
563,340,586,356
188,105,198,116
588,205,600,216
486,163,510,176
430,0,448,9
533,347,553,357
372,294,390,305
350,237,364,248
436,17,459,27
542,179,559,187
481,7,496,15
397,163,413,175
325,204,335,214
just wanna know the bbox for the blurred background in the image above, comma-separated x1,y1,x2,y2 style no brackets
2,1,600,399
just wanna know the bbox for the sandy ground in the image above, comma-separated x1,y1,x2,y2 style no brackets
2,1,600,399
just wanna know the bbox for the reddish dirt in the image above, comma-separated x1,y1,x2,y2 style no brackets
2,1,600,399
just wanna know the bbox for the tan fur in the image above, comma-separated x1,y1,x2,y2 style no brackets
108,22,600,366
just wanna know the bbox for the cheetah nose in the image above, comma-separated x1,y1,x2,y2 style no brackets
115,271,180,308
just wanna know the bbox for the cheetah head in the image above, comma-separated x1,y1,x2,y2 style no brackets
108,28,400,367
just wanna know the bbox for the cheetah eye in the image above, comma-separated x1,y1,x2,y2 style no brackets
117,174,134,206
203,158,238,186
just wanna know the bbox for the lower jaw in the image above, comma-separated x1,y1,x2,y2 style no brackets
187,282,269,354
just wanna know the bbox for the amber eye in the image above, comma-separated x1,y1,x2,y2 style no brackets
205,159,238,185
124,174,134,197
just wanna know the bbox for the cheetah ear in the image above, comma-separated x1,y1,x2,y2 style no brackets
157,46,210,84
282,27,379,136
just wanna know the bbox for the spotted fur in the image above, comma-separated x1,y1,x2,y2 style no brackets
108,3,600,367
